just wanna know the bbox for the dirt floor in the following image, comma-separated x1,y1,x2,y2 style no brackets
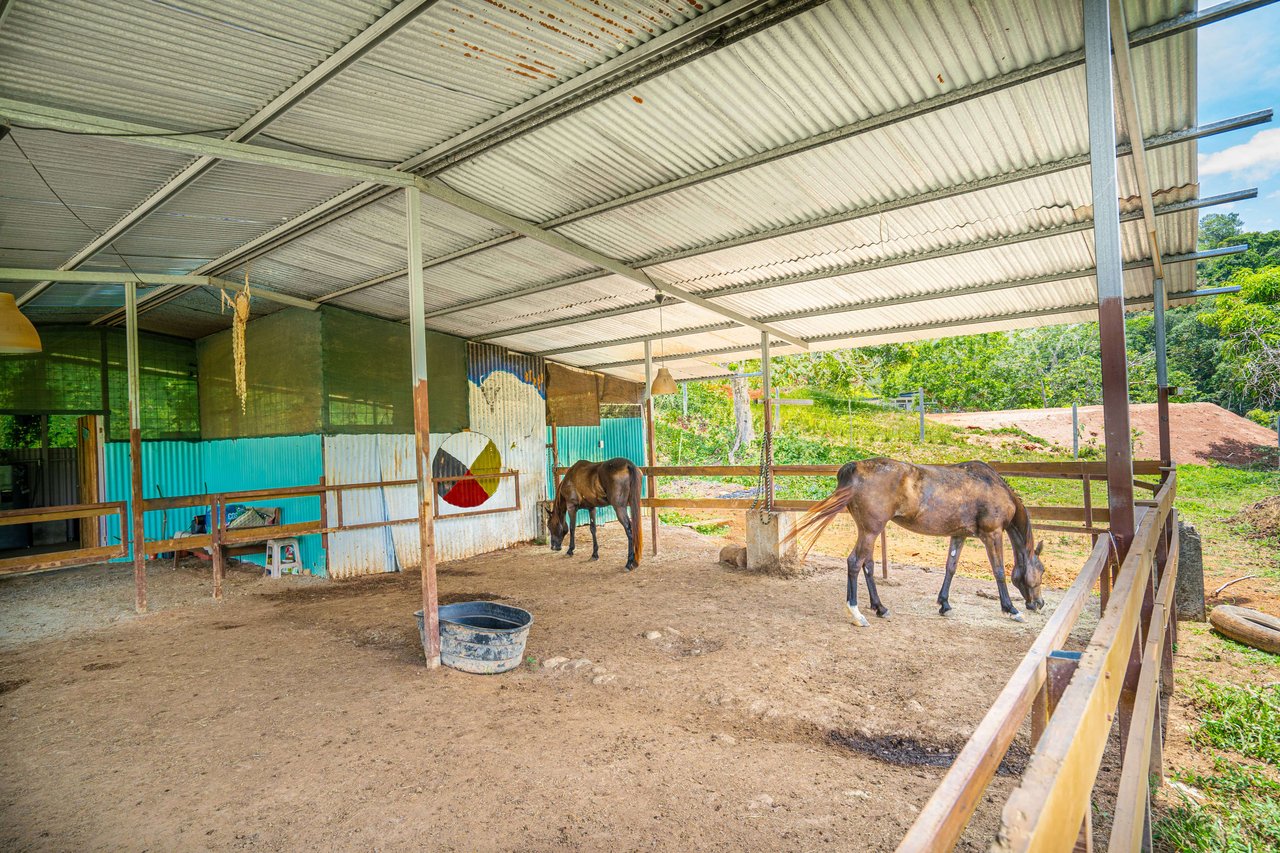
931,403,1278,465
0,526,1097,852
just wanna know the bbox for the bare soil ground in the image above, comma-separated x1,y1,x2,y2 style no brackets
0,526,1095,852
931,403,1278,465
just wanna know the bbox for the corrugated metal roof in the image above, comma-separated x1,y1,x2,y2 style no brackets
0,0,1221,381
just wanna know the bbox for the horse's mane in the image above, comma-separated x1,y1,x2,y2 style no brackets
1005,489,1035,562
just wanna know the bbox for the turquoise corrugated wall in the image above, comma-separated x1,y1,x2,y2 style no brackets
547,417,645,524
104,435,326,574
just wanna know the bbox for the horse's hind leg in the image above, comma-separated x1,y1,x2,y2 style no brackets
565,503,578,557
616,505,637,571
859,530,890,618
982,532,1023,622
588,508,599,560
844,530,879,627
937,536,966,615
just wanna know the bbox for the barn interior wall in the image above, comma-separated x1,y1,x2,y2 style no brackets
548,418,647,524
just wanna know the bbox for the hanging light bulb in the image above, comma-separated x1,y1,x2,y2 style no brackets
650,293,677,395
0,293,42,353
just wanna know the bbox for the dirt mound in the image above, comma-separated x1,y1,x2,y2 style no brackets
931,403,1276,465
1231,496,1280,539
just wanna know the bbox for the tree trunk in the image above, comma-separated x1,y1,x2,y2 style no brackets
729,371,754,463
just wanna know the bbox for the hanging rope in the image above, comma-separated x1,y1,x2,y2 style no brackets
221,268,252,414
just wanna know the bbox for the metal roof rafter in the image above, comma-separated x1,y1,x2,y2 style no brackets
421,112,1266,323
479,189,1253,343
88,0,1272,325
537,245,1245,357
12,0,442,307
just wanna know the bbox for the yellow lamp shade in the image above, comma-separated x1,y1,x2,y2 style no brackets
0,293,42,353
651,366,678,395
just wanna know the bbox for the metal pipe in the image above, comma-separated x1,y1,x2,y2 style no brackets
1084,0,1136,561
124,280,146,614
643,341,659,556
761,332,774,511
919,388,926,443
1073,402,1080,460
406,187,440,669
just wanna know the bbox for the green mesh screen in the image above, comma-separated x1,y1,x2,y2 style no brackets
105,330,200,441
321,307,468,434
197,309,324,439
0,327,198,440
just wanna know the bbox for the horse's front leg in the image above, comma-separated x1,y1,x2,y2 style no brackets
588,507,599,560
937,535,966,615
982,532,1023,622
859,530,890,619
565,503,578,556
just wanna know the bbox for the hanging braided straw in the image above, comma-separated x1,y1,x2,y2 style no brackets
220,269,252,414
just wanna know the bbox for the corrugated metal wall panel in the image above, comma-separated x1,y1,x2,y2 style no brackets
323,344,548,577
104,435,325,573
200,435,325,572
103,439,204,558
548,417,645,524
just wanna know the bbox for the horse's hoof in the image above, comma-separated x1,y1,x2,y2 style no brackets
1009,611,1025,623
846,603,871,628
875,607,890,619
590,554,599,561
939,604,951,616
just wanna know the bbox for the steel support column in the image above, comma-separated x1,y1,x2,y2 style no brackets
643,341,659,556
760,332,774,510
406,187,440,669
124,280,146,614
1153,277,1173,474
1084,0,1136,560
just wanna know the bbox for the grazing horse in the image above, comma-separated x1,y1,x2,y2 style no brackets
790,458,1046,627
547,457,643,570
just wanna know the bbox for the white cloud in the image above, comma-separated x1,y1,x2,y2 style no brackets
1199,129,1280,180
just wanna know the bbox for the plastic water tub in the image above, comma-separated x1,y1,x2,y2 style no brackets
415,601,533,674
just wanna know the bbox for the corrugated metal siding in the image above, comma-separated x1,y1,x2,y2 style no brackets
103,435,325,572
548,417,645,524
323,344,547,577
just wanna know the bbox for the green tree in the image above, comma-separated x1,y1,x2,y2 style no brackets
1199,266,1280,409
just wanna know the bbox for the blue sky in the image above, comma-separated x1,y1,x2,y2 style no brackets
1197,3,1280,231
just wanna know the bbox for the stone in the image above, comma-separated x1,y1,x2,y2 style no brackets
542,656,569,670
907,699,925,714
568,658,593,671
843,789,871,800
745,511,800,576
644,631,662,640
1176,521,1207,622
712,733,737,746
718,544,748,569
592,674,616,685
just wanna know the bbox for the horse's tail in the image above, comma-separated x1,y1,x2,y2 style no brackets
787,462,858,559
629,462,644,565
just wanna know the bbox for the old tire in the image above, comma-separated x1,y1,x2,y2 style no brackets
1209,605,1280,654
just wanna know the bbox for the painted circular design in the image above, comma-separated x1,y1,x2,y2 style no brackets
432,432,502,508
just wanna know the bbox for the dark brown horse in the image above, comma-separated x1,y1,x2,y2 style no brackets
791,458,1046,626
547,457,643,570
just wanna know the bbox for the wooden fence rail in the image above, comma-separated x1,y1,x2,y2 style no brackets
0,502,129,576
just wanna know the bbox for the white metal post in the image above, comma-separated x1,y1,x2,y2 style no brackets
125,280,147,614
406,187,440,669
761,332,774,511
643,340,658,554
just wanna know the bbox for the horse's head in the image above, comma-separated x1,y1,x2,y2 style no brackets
1012,537,1046,611
545,503,567,551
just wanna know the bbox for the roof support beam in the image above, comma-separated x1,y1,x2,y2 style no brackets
91,0,1273,324
387,0,1278,282
426,113,1266,324
416,177,809,349
0,268,318,310
480,189,1253,343
12,0,441,307
1110,0,1164,277
543,246,1243,357
91,0,786,320
587,285,1241,371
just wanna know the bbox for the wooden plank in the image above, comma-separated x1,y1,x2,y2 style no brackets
221,520,320,545
897,536,1113,852
0,545,124,575
144,534,214,555
996,477,1175,852
1108,528,1179,852
0,502,127,525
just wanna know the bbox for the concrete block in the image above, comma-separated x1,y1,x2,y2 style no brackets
746,511,800,576
1176,520,1206,622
